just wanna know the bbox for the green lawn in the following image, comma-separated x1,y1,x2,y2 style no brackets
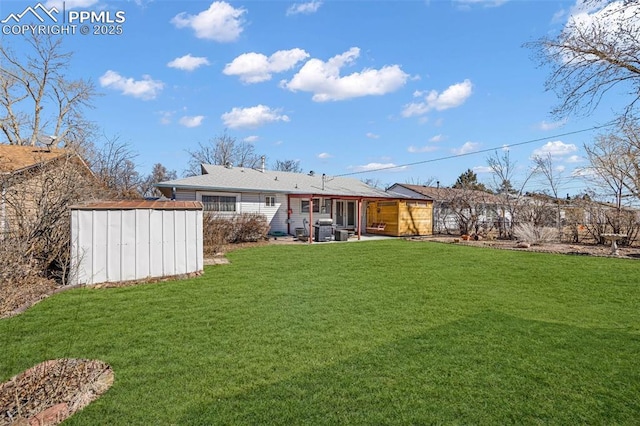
1,240,639,425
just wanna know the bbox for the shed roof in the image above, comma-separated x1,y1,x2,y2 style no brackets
0,145,69,174
70,200,203,210
156,164,397,198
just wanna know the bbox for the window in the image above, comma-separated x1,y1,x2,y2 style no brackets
301,198,320,213
301,198,331,213
265,196,276,207
202,195,236,212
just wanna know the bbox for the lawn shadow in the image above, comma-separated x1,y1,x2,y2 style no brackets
181,311,640,425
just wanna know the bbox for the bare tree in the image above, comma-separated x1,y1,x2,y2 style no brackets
584,130,630,212
532,154,564,240
487,150,536,239
140,163,178,198
525,1,640,119
88,135,142,199
0,33,96,147
614,120,640,199
404,176,437,186
272,159,302,173
185,133,263,176
1,153,101,285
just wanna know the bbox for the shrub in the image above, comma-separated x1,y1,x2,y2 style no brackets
203,213,270,253
513,222,558,245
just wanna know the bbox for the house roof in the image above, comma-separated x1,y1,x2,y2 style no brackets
156,164,398,199
70,200,203,210
390,183,502,204
0,144,70,174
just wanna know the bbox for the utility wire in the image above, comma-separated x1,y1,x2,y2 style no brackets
335,121,617,177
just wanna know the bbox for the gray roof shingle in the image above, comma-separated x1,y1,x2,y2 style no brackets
156,164,396,198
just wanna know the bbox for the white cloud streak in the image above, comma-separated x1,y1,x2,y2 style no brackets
349,162,407,172
167,54,211,71
179,115,205,128
402,79,473,117
221,104,290,129
171,1,246,42
286,1,323,16
281,47,409,101
451,141,480,155
99,70,164,100
532,140,578,158
224,49,310,83
407,145,438,153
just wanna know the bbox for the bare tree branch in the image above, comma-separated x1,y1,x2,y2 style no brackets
525,1,640,119
0,33,96,146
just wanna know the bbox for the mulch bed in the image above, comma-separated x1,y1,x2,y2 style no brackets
0,359,114,426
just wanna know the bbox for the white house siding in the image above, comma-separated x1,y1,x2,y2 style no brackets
180,190,287,234
238,192,287,234
70,205,203,286
173,190,373,235
287,197,332,235
174,190,196,201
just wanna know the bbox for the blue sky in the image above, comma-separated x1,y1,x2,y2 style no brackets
1,0,630,194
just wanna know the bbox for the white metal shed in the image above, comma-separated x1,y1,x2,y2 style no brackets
70,200,203,285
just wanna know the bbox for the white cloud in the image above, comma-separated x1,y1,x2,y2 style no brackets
538,119,567,131
179,115,205,128
99,70,164,100
429,134,444,143
571,167,596,178
473,166,494,173
558,2,639,64
407,145,438,153
452,141,480,155
281,47,409,101
286,1,322,15
366,132,380,139
402,79,473,117
532,140,578,158
244,135,260,143
317,152,332,159
167,54,210,71
171,1,246,42
566,154,583,163
158,110,174,125
221,104,290,129
454,0,509,8
555,165,566,173
349,162,407,172
224,49,309,83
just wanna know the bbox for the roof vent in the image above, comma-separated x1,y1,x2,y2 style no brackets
224,162,233,169
308,170,315,176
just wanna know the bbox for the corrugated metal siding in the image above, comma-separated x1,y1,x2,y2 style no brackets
70,207,203,285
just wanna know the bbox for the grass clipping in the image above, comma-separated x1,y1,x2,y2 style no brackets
0,359,114,425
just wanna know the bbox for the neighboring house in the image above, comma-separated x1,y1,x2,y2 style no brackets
388,183,506,235
155,163,430,240
0,144,96,237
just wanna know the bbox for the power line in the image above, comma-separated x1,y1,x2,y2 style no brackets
335,121,617,177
